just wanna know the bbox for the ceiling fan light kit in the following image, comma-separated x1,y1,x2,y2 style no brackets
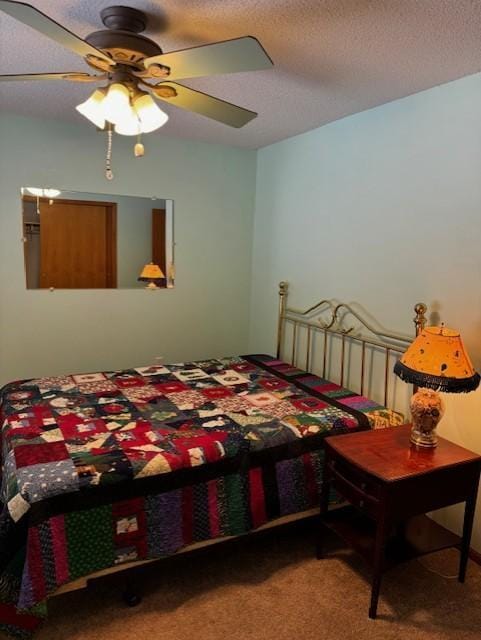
75,88,107,129
0,1,273,178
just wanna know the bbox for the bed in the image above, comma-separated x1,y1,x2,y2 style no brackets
0,283,427,636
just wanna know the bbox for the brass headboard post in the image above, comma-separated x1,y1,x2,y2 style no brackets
414,303,427,336
277,281,288,359
412,303,427,393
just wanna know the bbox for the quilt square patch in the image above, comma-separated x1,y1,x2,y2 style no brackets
113,375,146,389
212,370,250,386
291,397,328,412
14,441,69,468
230,362,257,373
154,381,189,394
173,368,210,382
16,458,78,502
215,396,253,413
121,386,161,403
261,400,301,420
245,392,280,408
166,390,206,410
135,365,171,376
76,380,118,394
201,387,235,401
258,378,290,391
60,417,108,440
34,375,76,392
71,373,107,384
5,390,38,403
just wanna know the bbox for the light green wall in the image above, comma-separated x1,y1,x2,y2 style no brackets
0,113,256,383
250,71,481,551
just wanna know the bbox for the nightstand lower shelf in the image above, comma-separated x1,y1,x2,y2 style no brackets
323,506,461,569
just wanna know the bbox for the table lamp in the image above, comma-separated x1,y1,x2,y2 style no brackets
138,262,165,289
394,326,480,448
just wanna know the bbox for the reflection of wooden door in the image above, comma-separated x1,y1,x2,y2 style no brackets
39,199,117,288
152,208,166,283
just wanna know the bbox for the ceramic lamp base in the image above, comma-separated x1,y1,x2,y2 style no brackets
409,388,445,449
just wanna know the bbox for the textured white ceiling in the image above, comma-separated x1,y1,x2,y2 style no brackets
1,0,481,148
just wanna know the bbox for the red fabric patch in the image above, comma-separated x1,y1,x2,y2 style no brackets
14,441,69,468
58,415,106,439
114,430,152,450
175,421,195,432
26,527,46,603
312,383,341,393
114,376,146,388
201,387,234,400
258,378,289,391
0,603,42,632
102,403,127,414
249,467,267,528
291,397,328,412
5,424,42,441
231,362,257,373
154,381,189,394
50,515,69,585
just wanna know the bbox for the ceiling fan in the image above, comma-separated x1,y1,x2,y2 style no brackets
0,1,273,166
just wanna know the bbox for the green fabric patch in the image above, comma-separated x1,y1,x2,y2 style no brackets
65,505,115,580
224,473,248,536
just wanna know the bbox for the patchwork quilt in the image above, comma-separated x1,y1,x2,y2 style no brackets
0,354,403,636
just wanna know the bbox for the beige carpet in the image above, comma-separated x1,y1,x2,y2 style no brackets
17,522,481,639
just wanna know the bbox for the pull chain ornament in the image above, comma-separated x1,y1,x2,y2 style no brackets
134,133,145,157
105,124,114,180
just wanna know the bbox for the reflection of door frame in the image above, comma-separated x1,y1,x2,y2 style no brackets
152,208,167,287
22,196,118,288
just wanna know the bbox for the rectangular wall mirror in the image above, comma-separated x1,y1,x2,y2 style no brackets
21,188,174,289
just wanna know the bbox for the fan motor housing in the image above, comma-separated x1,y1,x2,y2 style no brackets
85,6,162,70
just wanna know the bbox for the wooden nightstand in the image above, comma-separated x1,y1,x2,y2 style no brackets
317,424,481,619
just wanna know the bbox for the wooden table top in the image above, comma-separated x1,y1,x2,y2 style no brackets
325,425,481,483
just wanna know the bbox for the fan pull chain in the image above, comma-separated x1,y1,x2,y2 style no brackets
105,124,114,180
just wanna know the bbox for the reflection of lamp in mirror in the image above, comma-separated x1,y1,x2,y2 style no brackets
138,263,165,290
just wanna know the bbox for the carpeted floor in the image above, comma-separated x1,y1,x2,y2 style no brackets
22,522,481,639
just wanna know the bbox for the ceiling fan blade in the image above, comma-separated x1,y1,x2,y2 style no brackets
0,72,105,82
150,82,257,128
143,36,272,80
0,1,113,67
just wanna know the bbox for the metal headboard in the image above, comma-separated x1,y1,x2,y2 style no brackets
276,281,427,409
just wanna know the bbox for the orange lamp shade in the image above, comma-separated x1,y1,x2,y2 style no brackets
138,262,165,282
394,326,480,393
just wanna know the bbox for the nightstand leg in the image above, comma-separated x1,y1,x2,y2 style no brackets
316,455,331,560
459,475,480,583
369,514,388,619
